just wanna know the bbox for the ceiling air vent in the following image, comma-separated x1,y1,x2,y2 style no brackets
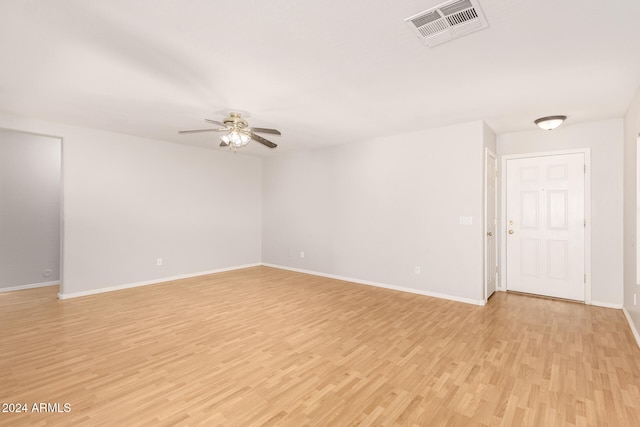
405,0,489,47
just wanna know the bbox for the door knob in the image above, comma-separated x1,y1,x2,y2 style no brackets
508,229,514,234
487,231,493,237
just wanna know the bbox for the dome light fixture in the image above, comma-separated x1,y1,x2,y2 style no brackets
534,115,567,131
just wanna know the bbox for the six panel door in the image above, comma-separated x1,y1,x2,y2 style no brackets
505,153,585,301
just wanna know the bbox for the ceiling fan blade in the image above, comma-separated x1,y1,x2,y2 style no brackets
205,119,227,127
179,128,227,134
250,127,281,136
250,132,277,148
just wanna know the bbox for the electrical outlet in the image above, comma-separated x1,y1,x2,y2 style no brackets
156,258,163,266
300,251,305,259
414,266,421,275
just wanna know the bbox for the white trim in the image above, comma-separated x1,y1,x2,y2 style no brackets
584,149,592,304
500,148,592,303
623,307,640,348
590,301,623,309
57,263,260,300
0,280,59,293
262,263,486,306
59,135,65,295
636,134,640,286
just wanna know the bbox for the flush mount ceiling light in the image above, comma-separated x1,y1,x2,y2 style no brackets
534,115,567,131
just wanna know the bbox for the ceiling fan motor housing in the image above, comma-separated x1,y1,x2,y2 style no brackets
223,112,248,129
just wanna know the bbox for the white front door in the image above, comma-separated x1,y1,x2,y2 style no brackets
485,150,497,299
505,153,585,301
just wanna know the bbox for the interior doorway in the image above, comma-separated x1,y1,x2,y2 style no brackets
0,128,62,294
502,150,590,302
485,148,497,301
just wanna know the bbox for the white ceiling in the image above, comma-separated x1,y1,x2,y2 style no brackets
1,0,639,155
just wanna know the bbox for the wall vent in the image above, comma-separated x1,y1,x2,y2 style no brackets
405,0,489,47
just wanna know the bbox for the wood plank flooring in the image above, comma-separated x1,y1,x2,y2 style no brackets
1,266,639,426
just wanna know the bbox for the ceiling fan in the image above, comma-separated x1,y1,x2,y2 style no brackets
179,112,280,150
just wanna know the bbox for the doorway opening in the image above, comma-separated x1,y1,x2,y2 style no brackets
0,128,62,295
485,148,497,301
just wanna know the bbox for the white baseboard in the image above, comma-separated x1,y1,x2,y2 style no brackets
0,280,59,293
262,263,486,306
57,263,261,300
590,301,623,309
622,307,640,349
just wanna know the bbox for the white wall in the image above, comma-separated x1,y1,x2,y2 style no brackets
624,86,640,338
498,119,624,306
0,129,61,289
483,122,497,154
263,121,488,304
0,112,262,297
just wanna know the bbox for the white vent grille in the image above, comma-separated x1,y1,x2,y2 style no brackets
446,8,478,26
405,0,489,47
419,19,449,37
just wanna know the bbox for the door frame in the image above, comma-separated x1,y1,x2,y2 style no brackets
500,148,592,304
484,148,498,302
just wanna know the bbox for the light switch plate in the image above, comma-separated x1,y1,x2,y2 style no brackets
459,216,473,225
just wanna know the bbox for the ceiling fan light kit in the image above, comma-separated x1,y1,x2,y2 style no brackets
534,115,567,131
220,129,251,149
179,112,280,151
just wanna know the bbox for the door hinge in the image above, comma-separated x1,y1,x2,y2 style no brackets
584,164,586,173
584,273,587,283
584,219,586,227
495,266,499,273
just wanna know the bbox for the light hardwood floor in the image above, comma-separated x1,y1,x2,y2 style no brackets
1,266,639,426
